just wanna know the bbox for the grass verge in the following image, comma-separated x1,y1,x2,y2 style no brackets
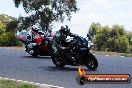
0,80,37,88
121,53,132,57
92,50,132,57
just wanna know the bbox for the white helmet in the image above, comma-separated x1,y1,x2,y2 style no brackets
32,25,38,32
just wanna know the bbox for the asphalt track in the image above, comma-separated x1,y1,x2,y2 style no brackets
0,47,132,88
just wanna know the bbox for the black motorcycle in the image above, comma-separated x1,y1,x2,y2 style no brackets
51,34,98,70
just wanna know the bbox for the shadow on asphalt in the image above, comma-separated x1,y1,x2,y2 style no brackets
39,66,98,72
20,56,51,59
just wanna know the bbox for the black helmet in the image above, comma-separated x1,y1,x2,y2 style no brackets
60,25,70,36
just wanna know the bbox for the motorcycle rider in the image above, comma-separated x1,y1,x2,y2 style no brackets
27,25,40,50
52,25,74,53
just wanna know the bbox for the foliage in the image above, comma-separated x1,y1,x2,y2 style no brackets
114,36,129,53
0,22,6,34
110,25,125,37
6,20,18,32
89,22,101,37
14,0,79,32
0,14,16,24
0,32,20,46
94,25,112,51
126,32,132,45
89,23,131,53
0,14,18,33
0,14,20,46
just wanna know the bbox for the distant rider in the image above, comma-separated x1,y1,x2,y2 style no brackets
27,25,40,49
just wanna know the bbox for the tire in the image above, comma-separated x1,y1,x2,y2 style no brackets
26,46,38,57
31,48,38,57
85,53,98,70
31,53,38,57
51,52,65,68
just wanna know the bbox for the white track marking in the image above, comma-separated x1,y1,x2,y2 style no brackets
0,77,64,88
105,55,109,56
120,56,125,57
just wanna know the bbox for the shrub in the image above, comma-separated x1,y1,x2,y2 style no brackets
0,32,20,46
114,36,129,53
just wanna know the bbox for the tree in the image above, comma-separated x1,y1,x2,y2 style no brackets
0,14,16,24
14,0,79,32
0,32,20,46
0,14,17,34
0,14,20,46
90,23,130,53
126,32,132,45
94,25,111,51
6,20,18,32
110,25,125,37
114,36,129,53
89,22,101,38
0,22,6,34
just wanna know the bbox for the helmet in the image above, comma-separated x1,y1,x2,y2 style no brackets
32,25,38,32
60,26,65,31
59,25,70,36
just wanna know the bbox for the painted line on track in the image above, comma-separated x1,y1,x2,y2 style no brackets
120,56,125,57
105,55,109,56
0,77,64,88
105,55,126,58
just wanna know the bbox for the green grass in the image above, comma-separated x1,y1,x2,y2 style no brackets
0,80,37,88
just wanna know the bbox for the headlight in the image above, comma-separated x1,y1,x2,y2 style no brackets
88,41,94,48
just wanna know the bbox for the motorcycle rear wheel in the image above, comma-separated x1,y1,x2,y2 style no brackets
85,53,98,70
51,52,65,68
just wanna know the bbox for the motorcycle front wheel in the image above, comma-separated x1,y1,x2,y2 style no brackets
26,46,38,57
85,53,98,70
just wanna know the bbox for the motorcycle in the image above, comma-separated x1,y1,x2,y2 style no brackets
18,30,53,56
51,34,98,70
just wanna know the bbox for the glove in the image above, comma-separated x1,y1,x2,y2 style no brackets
61,47,66,49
